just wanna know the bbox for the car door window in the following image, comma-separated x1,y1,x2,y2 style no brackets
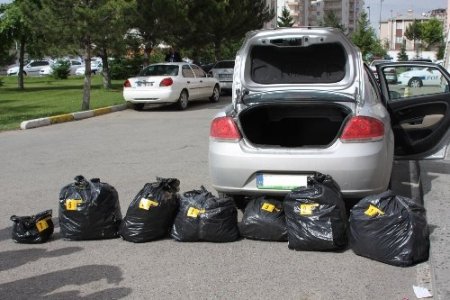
383,65,449,100
191,65,206,78
182,65,194,78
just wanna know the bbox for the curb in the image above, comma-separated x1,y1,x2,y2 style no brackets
20,104,128,130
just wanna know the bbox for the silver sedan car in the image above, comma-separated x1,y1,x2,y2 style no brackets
208,27,450,204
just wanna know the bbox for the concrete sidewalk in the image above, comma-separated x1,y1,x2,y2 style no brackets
420,149,450,300
20,103,128,130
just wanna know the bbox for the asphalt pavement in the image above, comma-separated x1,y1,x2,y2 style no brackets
420,148,450,300
0,100,448,299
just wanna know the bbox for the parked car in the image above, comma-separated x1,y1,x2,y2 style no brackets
208,60,235,93
123,62,220,110
397,66,442,87
75,60,103,75
39,60,83,76
369,59,397,83
7,60,53,76
208,27,450,205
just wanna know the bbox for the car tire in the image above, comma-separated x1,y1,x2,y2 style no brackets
177,90,189,110
132,103,145,111
408,78,423,88
209,85,220,103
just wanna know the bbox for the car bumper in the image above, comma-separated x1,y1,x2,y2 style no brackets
209,136,394,198
219,81,232,90
123,88,178,104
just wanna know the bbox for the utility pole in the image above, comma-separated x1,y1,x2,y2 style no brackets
379,0,384,36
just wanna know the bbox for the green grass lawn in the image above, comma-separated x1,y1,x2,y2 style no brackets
0,75,126,131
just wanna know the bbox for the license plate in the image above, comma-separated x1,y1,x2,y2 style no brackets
219,74,232,79
256,174,308,190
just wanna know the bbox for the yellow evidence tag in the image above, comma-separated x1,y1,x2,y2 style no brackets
65,199,82,211
261,202,280,213
299,203,319,215
364,204,385,217
139,198,159,210
187,207,206,218
36,218,50,232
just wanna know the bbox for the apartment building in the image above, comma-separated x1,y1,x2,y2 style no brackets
270,0,364,33
380,9,446,52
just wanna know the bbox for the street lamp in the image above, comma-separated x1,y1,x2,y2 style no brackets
367,6,371,22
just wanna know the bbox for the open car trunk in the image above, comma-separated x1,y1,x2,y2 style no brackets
238,103,352,148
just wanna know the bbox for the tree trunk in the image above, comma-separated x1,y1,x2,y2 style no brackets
100,48,111,89
214,39,222,62
18,36,26,90
82,37,92,111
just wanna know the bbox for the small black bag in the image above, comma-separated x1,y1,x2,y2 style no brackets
349,190,429,267
171,186,239,242
59,175,122,240
239,197,287,241
11,210,54,243
120,177,180,242
284,172,347,251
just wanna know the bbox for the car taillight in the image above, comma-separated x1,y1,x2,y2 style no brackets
340,116,384,142
210,117,241,141
123,80,131,88
160,77,173,87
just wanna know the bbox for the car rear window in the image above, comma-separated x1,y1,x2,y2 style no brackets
250,43,346,84
140,65,179,76
214,61,235,69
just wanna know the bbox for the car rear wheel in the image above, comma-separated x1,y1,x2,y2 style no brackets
177,90,189,110
408,78,423,88
209,85,220,103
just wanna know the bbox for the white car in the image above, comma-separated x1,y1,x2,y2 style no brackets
397,66,442,87
123,62,220,110
7,60,53,76
39,60,83,76
209,60,235,93
75,61,103,75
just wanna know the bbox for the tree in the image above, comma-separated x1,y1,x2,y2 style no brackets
133,0,187,66
0,0,44,90
277,6,294,27
322,11,346,33
397,44,408,61
404,19,422,57
28,0,136,110
351,11,385,60
421,18,443,50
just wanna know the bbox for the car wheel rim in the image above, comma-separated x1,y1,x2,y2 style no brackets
411,80,420,88
180,92,188,109
213,87,219,101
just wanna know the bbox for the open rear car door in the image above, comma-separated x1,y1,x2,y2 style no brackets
376,62,450,159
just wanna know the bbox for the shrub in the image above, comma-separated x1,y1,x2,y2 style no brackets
52,61,71,79
109,57,145,80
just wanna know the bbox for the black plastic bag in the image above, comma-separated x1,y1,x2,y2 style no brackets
59,175,122,240
120,177,180,242
11,210,54,243
171,186,239,242
284,172,347,251
349,190,429,267
239,197,287,241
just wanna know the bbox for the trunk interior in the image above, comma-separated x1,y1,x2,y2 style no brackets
239,103,351,148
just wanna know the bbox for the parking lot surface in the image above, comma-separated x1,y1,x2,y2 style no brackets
0,98,438,299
